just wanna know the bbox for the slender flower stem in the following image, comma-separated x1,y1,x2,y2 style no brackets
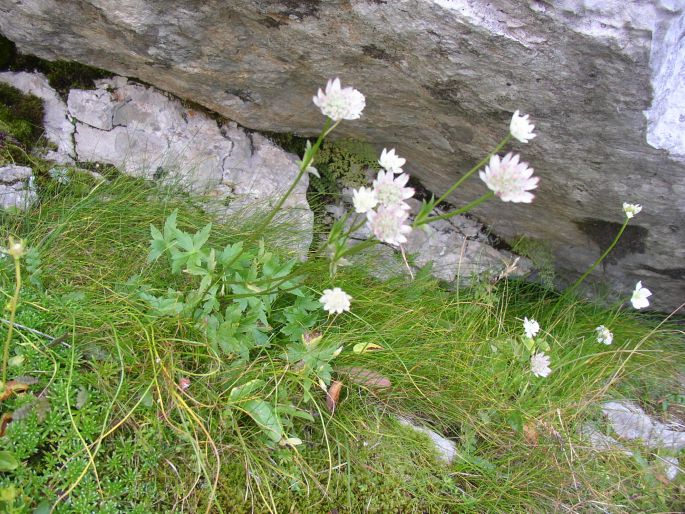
568,218,629,293
254,118,333,234
414,192,494,227
432,134,511,210
2,255,22,383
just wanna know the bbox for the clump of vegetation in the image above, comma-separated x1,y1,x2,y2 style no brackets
0,83,44,155
0,34,109,97
512,235,556,288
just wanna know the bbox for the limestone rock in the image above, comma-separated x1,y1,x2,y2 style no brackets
2,0,682,308
332,195,532,286
602,400,685,451
396,415,457,464
0,165,37,210
0,71,74,163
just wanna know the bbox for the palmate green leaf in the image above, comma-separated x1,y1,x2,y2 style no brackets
243,399,283,443
173,229,194,252
140,291,185,316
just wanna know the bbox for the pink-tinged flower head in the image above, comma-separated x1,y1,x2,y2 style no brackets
313,78,365,121
530,352,552,378
373,170,414,209
523,317,540,339
366,205,412,246
595,325,613,345
622,202,642,219
352,186,378,214
320,287,352,314
510,110,536,143
479,153,539,203
630,281,651,309
379,148,406,174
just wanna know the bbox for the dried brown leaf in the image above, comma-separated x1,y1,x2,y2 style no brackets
326,381,343,412
0,381,30,401
338,367,391,390
0,413,12,437
523,422,539,446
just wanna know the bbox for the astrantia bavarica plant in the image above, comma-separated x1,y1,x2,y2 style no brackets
139,77,653,448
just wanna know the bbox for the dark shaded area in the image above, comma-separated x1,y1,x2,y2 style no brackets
575,218,648,265
642,266,685,280
0,33,110,97
254,0,321,20
361,44,394,62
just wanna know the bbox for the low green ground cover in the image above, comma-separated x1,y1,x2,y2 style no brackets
0,173,680,513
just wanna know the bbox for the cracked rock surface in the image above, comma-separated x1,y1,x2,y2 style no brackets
0,73,313,258
0,165,37,211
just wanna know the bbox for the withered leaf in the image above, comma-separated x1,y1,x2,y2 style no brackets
523,422,539,446
0,381,30,401
338,367,391,390
0,413,12,437
326,381,343,413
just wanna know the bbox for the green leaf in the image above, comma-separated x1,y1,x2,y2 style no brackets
243,399,283,443
140,390,153,408
353,342,384,354
229,379,265,402
193,223,212,249
219,241,244,268
0,451,19,472
33,501,52,514
163,210,179,239
507,411,524,433
174,229,194,252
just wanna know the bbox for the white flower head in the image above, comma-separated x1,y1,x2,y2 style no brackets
595,325,613,345
510,110,536,143
530,352,552,378
523,317,540,339
622,202,642,219
352,186,378,214
479,153,539,203
379,148,406,174
366,204,412,246
630,281,652,309
372,170,414,209
320,287,352,315
312,78,365,121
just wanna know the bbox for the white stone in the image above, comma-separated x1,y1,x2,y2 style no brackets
645,9,685,161
0,71,74,163
0,165,37,210
602,400,685,451
580,424,633,455
656,455,680,481
396,415,457,464
68,89,116,130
